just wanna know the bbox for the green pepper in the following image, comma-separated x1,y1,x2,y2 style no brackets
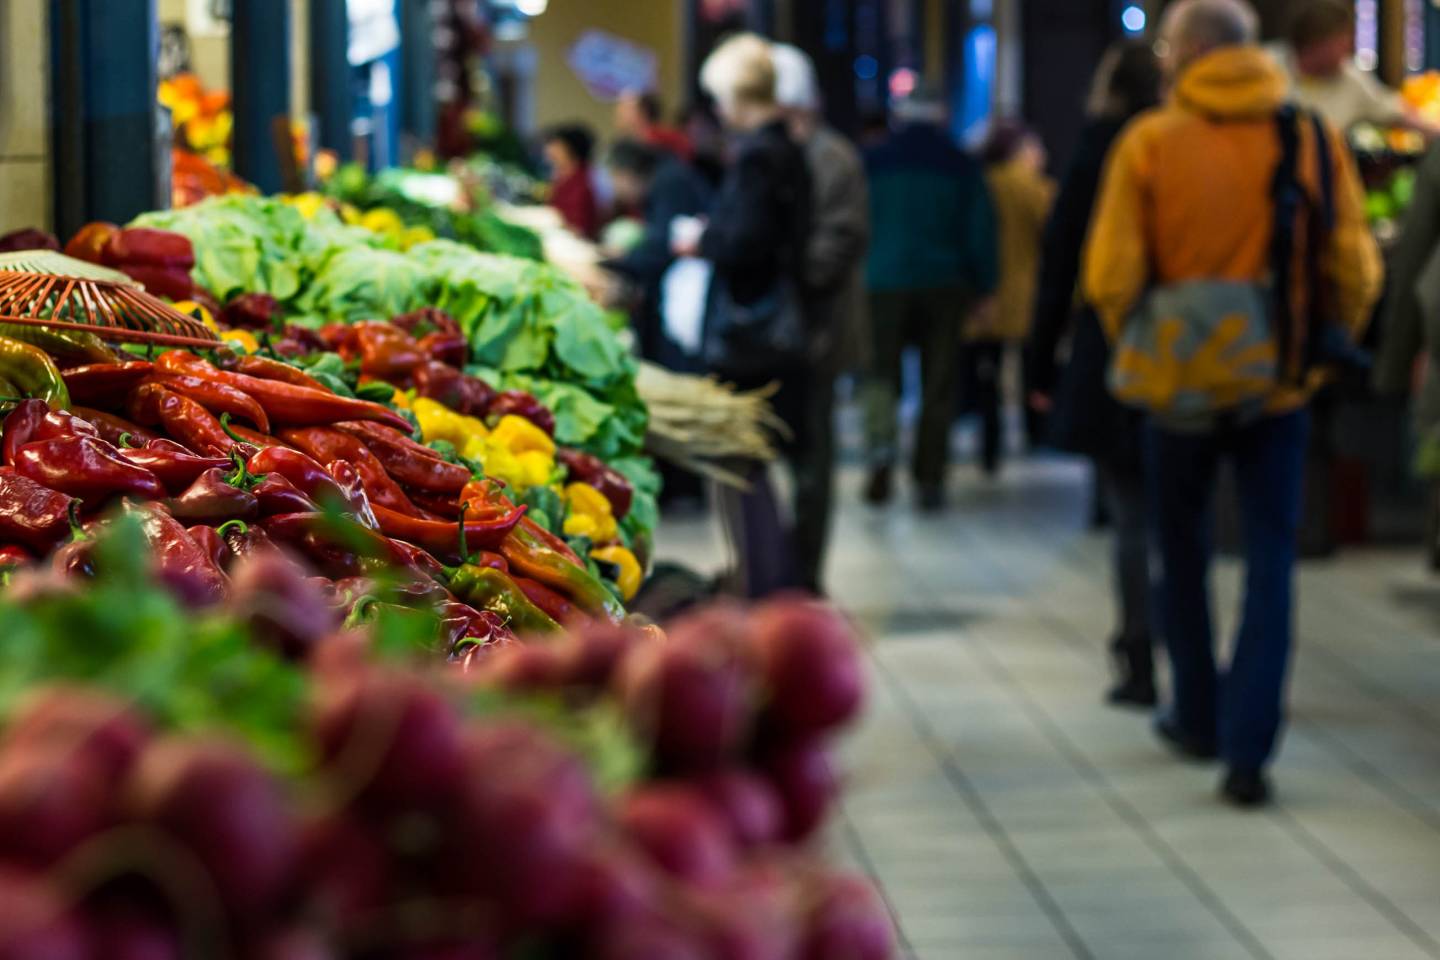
449,564,562,636
0,336,69,409
0,324,114,367
499,522,624,623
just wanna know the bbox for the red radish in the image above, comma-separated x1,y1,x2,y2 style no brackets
5,684,151,779
312,672,464,811
616,627,753,771
467,642,568,694
395,942,500,960
0,746,110,868
85,910,181,960
450,723,600,924
750,599,865,737
291,815,389,927
125,736,296,919
695,770,785,849
618,785,736,886
569,842,664,934
557,621,646,689
228,553,340,660
685,883,801,960
591,915,709,960
760,739,838,842
247,927,336,960
0,868,90,960
800,872,895,960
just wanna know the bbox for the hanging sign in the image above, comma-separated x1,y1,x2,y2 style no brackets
567,30,658,101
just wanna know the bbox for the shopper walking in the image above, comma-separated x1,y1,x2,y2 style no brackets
542,125,600,240
965,121,1053,474
681,33,813,597
1030,41,1163,707
616,90,694,162
1085,0,1382,806
771,42,870,593
863,87,998,509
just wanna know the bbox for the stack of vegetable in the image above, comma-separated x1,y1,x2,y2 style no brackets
0,519,894,958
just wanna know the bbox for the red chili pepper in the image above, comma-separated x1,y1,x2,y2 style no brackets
102,227,195,270
500,522,623,622
353,322,426,380
438,601,515,655
118,441,232,494
156,351,413,433
219,519,280,565
417,331,469,368
167,468,259,524
247,446,350,512
127,501,227,607
412,362,495,416
2,400,103,465
0,544,33,569
252,473,319,517
514,576,584,625
0,472,76,552
219,292,281,331
223,420,284,450
231,355,327,392
129,383,236,454
520,515,582,566
117,264,193,302
61,362,155,406
260,512,407,579
370,501,527,563
151,371,271,433
382,535,452,586
391,307,462,339
71,407,160,449
277,426,419,516
317,324,356,352
487,390,556,436
15,436,165,501
188,524,231,571
320,460,381,531
557,448,634,519
331,421,471,495
406,490,461,519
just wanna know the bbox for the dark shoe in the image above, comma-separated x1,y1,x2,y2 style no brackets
864,467,892,506
1220,768,1271,809
1107,674,1158,709
917,486,945,512
1154,713,1218,762
1106,642,1157,709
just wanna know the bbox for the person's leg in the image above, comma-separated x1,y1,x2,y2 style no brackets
912,288,964,500
1148,421,1221,751
1104,461,1157,706
1221,409,1309,777
862,291,905,502
973,340,1003,476
791,365,837,594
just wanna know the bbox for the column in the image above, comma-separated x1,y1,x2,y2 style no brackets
231,0,292,193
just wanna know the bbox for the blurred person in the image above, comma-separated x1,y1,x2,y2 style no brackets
1085,0,1382,806
1270,0,1438,134
964,120,1055,475
542,124,600,239
1029,41,1164,707
616,90,694,162
681,33,813,597
862,84,999,510
771,42,871,593
678,98,728,188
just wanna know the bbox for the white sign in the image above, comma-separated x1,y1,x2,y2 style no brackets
567,30,658,102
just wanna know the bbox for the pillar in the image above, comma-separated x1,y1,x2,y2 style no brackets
309,0,351,162
231,0,291,194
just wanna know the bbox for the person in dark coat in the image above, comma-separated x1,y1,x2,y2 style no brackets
680,33,815,597
1027,40,1163,707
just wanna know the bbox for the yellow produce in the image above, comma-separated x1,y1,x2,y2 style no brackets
220,330,259,354
489,415,555,457
413,396,488,449
361,207,405,238
401,225,437,250
563,482,618,544
172,300,217,333
591,545,642,601
285,192,330,221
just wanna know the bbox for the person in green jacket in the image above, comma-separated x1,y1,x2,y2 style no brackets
861,87,999,510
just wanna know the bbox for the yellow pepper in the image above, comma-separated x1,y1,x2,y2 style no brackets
220,329,259,354
591,545,642,601
391,389,412,409
517,450,554,488
172,300,217,332
401,225,437,250
563,482,618,544
490,415,555,457
412,396,488,449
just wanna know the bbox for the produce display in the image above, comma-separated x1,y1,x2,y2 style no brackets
0,516,892,957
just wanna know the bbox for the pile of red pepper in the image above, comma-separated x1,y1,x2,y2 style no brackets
0,342,630,662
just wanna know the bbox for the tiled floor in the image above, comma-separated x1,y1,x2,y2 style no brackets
655,457,1440,960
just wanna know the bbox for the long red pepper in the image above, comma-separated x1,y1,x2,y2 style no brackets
167,468,259,524
245,446,351,510
155,351,414,433
14,436,165,501
514,576,584,625
0,472,76,552
331,421,471,494
128,502,228,607
71,408,160,448
118,441,232,494
151,371,271,433
61,361,155,406
277,426,420,516
369,501,526,563
230,355,328,392
129,383,236,454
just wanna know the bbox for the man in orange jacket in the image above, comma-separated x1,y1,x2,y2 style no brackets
1084,0,1382,807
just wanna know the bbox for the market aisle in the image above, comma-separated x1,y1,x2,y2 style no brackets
656,459,1440,960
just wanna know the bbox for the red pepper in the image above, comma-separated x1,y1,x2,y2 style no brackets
2,400,105,464
0,472,76,552
219,292,281,331
412,361,495,416
156,352,413,433
15,436,165,501
129,383,236,454
514,576,584,625
520,515,582,566
223,421,283,449
277,426,419,516
260,511,409,579
353,322,425,380
487,390,555,436
500,523,623,622
127,501,228,607
118,440,232,494
252,473,319,517
72,407,160,448
231,355,327,392
317,324,356,352
167,468,259,524
370,501,527,563
61,362,155,406
557,448,634,519
406,490,462,519
383,536,452,585
247,446,352,513
0,544,33,568
117,264,193,302
320,460,381,531
331,421,471,495
63,221,119,264
188,524,231,571
438,601,515,655
219,519,280,565
417,332,469,368
102,227,195,270
391,307,462,339
151,371,271,433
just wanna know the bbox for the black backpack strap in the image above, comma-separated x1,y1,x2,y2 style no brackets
1311,112,1336,231
1271,105,1302,380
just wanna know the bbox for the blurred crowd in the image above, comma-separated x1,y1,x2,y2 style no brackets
534,0,1440,808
